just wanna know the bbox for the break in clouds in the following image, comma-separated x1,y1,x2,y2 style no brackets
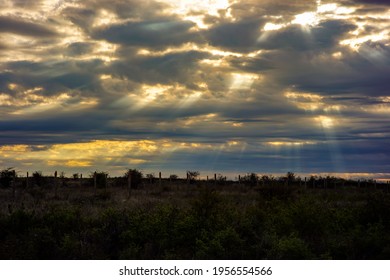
0,0,389,179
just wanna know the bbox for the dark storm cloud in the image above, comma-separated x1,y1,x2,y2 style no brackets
352,0,390,5
0,0,389,177
204,19,264,52
257,20,356,51
231,37,390,98
0,59,104,96
229,0,317,21
66,42,95,57
88,0,168,19
11,0,43,8
62,0,169,32
92,20,200,48
109,50,210,85
62,7,97,30
283,42,390,96
0,15,58,37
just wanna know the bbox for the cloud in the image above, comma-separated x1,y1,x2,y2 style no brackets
66,42,95,57
0,15,58,37
92,19,200,48
108,50,210,86
0,59,104,97
257,20,356,51
229,0,317,21
204,19,264,52
0,0,389,178
352,0,390,5
62,7,97,30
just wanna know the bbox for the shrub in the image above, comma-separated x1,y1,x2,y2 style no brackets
187,171,199,184
91,171,108,189
0,168,16,188
32,171,44,187
124,169,143,189
241,173,258,186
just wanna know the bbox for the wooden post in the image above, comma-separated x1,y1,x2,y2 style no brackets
80,173,82,179
128,171,132,198
238,175,241,184
214,173,217,186
304,177,307,189
12,170,16,200
54,171,58,197
26,172,29,188
94,171,97,195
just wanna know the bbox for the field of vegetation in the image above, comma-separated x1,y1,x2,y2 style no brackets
1,168,390,260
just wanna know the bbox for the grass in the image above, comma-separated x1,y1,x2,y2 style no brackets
1,177,390,259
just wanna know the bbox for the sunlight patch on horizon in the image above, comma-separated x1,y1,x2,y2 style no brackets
267,141,317,147
0,139,246,171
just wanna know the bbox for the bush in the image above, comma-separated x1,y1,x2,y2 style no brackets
240,173,258,186
0,168,16,188
91,171,108,189
124,169,143,189
187,171,199,184
32,171,44,187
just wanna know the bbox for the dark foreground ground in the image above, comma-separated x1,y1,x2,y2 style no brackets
1,178,390,259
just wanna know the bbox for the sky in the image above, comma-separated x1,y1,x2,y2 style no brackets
0,0,389,180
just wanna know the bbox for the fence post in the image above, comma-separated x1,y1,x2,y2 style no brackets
304,177,307,189
128,172,132,198
26,172,29,188
12,170,16,201
214,173,217,186
94,172,97,195
159,172,162,187
54,171,58,197
238,175,241,185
